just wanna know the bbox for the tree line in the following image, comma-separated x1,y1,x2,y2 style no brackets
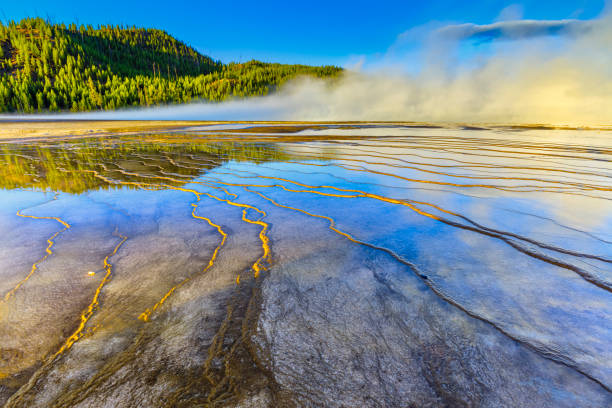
0,18,342,112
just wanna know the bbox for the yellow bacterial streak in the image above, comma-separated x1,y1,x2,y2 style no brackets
197,190,270,278
138,200,228,322
54,232,127,357
204,175,445,221
102,167,271,279
78,167,266,318
2,211,71,305
244,187,358,243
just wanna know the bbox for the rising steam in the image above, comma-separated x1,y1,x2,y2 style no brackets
271,10,612,126
6,9,611,126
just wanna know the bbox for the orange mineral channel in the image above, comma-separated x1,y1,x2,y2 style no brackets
78,168,270,319
202,174,442,221
108,167,271,279
241,208,269,278
139,199,228,322
198,190,270,278
231,173,611,291
1,211,71,305
54,232,127,357
243,186,358,244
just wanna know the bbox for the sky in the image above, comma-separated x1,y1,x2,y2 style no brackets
0,0,607,66
2,0,610,124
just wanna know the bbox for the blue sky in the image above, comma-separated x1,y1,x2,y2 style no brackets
0,1,606,66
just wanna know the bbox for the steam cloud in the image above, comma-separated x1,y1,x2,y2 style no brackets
278,11,612,126
7,9,612,126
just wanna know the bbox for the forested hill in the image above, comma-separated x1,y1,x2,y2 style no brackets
0,18,342,113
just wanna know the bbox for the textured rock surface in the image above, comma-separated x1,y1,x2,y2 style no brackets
0,125,610,407
250,213,610,407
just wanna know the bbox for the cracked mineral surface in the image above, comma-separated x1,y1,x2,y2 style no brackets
0,123,610,407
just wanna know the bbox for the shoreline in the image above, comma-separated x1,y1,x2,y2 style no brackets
0,120,224,141
1,119,610,141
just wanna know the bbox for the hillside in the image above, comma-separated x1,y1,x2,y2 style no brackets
0,18,342,113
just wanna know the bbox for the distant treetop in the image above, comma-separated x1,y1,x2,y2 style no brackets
0,18,342,113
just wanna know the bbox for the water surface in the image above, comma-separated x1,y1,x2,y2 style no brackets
0,123,610,407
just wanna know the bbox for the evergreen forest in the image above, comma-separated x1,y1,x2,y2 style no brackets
0,18,342,112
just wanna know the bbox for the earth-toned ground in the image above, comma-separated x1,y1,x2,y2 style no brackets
0,123,610,407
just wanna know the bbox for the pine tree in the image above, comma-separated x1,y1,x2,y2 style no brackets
0,18,342,113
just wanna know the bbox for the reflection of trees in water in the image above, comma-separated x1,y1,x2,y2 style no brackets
1,128,611,407
0,134,292,193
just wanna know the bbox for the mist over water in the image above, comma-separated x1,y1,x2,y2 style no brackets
3,11,611,126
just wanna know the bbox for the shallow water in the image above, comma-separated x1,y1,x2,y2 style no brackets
0,123,610,407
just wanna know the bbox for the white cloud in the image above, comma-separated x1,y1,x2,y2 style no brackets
434,19,593,42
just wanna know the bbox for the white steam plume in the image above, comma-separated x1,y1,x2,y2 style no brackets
4,9,611,126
